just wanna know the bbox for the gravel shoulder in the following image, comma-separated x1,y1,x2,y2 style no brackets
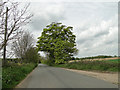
62,68,118,85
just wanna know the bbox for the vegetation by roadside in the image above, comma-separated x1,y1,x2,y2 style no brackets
2,63,37,88
53,59,119,72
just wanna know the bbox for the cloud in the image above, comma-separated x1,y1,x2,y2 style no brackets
12,0,119,2
75,14,118,57
29,2,65,31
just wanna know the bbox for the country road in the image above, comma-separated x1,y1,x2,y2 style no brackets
16,64,118,88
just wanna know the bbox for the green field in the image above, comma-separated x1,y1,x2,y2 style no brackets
106,59,120,62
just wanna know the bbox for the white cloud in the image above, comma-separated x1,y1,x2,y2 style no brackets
29,3,65,31
12,0,119,2
75,14,118,57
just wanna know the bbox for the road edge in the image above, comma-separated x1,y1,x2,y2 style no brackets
60,67,118,85
15,65,38,88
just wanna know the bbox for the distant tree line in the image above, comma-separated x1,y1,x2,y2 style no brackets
71,55,118,60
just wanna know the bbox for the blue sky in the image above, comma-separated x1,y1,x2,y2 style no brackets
12,0,119,57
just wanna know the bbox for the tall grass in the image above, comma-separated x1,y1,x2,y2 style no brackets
2,63,37,88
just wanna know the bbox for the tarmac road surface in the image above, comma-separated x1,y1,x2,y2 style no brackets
17,64,118,88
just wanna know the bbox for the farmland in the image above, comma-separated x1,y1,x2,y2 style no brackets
69,57,119,63
54,58,119,72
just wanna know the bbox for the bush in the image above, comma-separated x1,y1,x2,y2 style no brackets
23,47,40,63
41,59,53,66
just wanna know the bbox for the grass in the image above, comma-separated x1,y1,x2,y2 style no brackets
2,63,37,88
106,59,120,62
54,60,119,72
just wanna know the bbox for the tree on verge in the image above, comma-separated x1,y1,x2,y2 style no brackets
11,32,38,63
0,1,33,66
37,22,78,65
24,47,40,63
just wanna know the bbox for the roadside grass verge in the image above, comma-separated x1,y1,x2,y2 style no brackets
54,60,119,72
2,63,37,88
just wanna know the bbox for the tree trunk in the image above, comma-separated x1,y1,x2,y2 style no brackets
3,7,8,66
49,51,55,64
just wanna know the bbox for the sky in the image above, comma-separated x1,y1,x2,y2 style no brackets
12,0,119,58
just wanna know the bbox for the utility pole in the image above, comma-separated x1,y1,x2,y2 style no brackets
3,7,8,66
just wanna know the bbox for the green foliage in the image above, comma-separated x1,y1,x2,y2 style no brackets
2,63,37,88
23,47,40,63
37,22,78,64
54,60,118,72
5,58,21,63
41,60,53,66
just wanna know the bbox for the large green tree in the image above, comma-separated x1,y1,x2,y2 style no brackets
37,22,78,64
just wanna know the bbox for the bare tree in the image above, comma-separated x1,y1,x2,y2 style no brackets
11,32,34,63
0,1,33,66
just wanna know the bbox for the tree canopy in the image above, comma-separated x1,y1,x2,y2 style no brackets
37,22,78,64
